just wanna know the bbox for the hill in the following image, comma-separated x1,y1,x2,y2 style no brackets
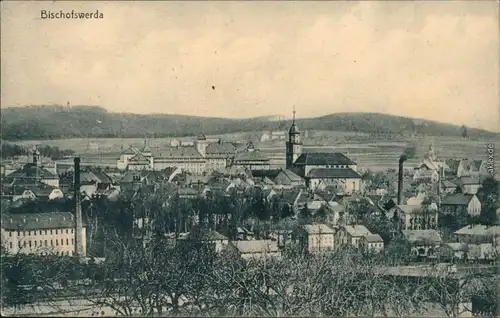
1,105,497,141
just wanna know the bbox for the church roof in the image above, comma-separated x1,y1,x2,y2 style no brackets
9,163,58,180
294,152,356,166
205,142,237,156
289,122,300,134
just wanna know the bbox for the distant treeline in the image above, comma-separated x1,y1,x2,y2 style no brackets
1,105,497,140
1,142,74,160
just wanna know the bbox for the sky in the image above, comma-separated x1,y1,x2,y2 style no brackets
1,1,499,131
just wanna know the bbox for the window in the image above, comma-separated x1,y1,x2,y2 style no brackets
66,229,68,234
56,240,59,246
40,240,42,246
23,241,26,247
39,230,42,235
66,238,69,245
61,239,64,245
50,240,53,246
50,230,53,235
44,240,48,246
35,241,37,247
71,229,74,234
29,231,32,236
9,232,11,237
17,231,20,236
71,238,74,244
18,242,21,248
55,230,58,235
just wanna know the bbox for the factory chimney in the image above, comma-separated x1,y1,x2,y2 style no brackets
397,155,407,205
74,157,85,258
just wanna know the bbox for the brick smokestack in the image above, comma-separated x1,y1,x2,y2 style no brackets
74,157,84,258
397,155,407,205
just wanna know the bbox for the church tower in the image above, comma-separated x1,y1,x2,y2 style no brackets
286,107,302,169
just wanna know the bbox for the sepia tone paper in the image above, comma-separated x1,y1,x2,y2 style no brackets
1,1,499,317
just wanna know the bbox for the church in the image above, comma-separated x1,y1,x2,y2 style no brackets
285,110,362,194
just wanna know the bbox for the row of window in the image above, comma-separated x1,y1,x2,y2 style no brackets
9,228,74,237
10,238,74,249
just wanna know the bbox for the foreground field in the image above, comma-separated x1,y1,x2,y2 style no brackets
15,132,500,172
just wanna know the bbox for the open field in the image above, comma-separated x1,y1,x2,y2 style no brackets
13,131,500,172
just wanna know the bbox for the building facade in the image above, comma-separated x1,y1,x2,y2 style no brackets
1,212,87,257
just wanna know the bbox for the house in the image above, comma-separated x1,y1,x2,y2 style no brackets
127,153,152,170
455,176,482,195
229,240,281,260
441,194,481,224
401,229,442,257
389,204,438,231
274,169,305,188
116,146,140,170
306,168,362,194
12,184,64,202
7,163,60,188
204,141,237,172
412,145,445,183
232,142,271,171
152,146,205,174
454,225,500,245
361,234,384,253
456,159,489,178
180,230,229,253
300,224,335,253
0,212,87,257
441,180,459,194
334,225,372,249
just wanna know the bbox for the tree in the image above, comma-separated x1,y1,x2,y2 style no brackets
477,176,500,225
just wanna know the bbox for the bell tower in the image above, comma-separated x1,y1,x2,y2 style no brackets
286,106,302,169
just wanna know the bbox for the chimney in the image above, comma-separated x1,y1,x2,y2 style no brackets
397,155,407,205
74,157,85,259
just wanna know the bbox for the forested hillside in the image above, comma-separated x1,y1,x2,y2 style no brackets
1,105,497,140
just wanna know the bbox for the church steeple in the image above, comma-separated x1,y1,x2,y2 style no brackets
286,106,302,169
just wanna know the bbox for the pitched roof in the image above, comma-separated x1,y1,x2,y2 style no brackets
9,163,58,179
303,224,335,235
205,142,237,156
441,193,475,206
402,230,442,244
232,240,279,254
251,169,281,179
441,180,458,188
278,169,303,182
307,168,361,179
455,225,500,236
185,230,228,241
1,212,79,230
342,225,372,237
278,189,301,204
294,152,356,166
152,146,203,159
234,150,270,162
364,234,383,242
128,153,150,165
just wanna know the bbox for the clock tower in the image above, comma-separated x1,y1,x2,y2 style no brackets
286,107,302,169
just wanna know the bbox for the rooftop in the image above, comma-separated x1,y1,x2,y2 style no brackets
441,193,475,206
303,224,335,235
1,212,80,230
294,152,356,166
232,240,279,254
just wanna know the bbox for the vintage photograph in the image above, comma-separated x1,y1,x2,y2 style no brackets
1,1,499,317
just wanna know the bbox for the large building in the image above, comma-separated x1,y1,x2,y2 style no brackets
285,110,362,193
116,135,267,174
1,212,87,257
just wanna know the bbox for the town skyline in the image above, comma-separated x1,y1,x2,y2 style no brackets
1,1,499,131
